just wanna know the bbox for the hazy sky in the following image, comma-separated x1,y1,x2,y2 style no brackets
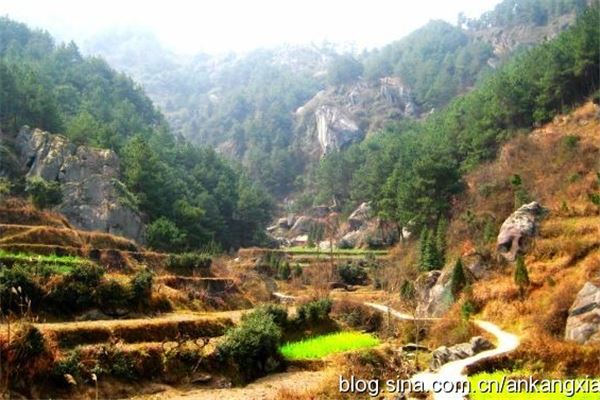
1,0,502,54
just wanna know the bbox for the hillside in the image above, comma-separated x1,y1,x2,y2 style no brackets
0,17,274,252
83,0,585,199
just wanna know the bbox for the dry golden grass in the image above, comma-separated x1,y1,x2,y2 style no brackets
39,314,234,348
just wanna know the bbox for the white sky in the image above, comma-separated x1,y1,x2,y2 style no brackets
0,0,502,54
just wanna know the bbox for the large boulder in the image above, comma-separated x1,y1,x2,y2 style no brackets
497,202,546,261
430,336,494,370
289,216,324,236
347,202,371,231
15,127,144,242
416,270,453,317
565,282,600,344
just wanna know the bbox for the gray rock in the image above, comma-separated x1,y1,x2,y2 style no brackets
497,202,546,261
416,270,453,317
565,282,600,344
15,127,144,242
402,343,429,352
347,202,371,230
430,336,494,370
315,105,362,156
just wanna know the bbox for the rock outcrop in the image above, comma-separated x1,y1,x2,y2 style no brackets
565,282,600,344
294,77,417,159
15,127,144,242
416,270,454,317
314,106,362,155
497,201,546,261
430,336,494,370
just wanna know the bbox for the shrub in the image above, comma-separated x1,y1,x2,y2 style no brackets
7,324,54,388
95,280,132,316
292,263,302,278
130,268,153,308
217,311,283,383
0,265,45,313
25,177,62,209
337,262,368,285
332,300,382,332
295,298,332,326
47,279,95,314
69,263,105,286
277,262,291,280
247,304,288,328
166,252,211,274
146,217,187,252
514,255,530,297
561,134,579,150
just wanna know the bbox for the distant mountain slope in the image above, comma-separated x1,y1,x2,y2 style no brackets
83,0,585,200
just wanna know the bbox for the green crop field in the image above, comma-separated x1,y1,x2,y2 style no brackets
280,331,380,360
278,247,387,256
469,371,600,399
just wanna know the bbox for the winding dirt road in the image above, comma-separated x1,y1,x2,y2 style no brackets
365,302,520,400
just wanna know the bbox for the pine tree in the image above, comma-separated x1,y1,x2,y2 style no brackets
435,218,448,267
514,255,530,297
400,280,415,300
278,261,291,280
450,258,467,298
482,218,496,244
419,228,431,271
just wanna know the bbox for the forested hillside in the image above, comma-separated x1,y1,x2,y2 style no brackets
312,4,599,232
84,0,587,200
0,18,273,251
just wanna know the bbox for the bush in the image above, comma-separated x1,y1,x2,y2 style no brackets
25,177,62,209
47,279,95,314
337,262,368,285
0,265,45,313
277,262,291,280
292,263,302,278
146,217,187,252
130,268,153,308
217,311,283,383
166,252,211,274
295,298,332,326
69,263,105,286
95,280,132,316
247,304,288,328
332,300,382,332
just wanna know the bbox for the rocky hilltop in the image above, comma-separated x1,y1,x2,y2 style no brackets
13,126,144,241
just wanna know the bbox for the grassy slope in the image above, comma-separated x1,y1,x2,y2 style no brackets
448,101,600,377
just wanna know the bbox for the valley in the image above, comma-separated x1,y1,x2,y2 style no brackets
0,0,599,398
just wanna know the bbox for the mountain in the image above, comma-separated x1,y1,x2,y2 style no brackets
0,17,273,251
83,0,586,200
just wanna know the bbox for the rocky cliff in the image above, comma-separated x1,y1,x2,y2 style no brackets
294,77,417,158
14,126,144,242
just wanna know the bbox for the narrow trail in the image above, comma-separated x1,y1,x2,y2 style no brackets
365,302,520,400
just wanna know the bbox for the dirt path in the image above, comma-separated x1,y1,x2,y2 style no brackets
365,303,520,400
134,369,331,400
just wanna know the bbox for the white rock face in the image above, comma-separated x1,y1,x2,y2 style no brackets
15,126,145,242
315,105,361,155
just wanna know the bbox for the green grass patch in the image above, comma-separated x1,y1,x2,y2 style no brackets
469,370,600,399
280,331,380,360
279,247,387,256
0,249,89,268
